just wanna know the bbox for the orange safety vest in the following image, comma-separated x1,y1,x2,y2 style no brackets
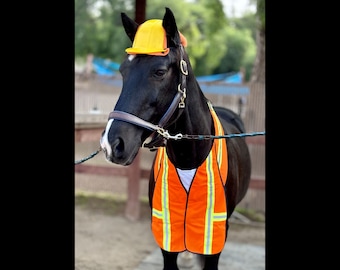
151,103,228,255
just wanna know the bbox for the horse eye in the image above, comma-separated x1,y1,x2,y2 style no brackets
154,69,166,77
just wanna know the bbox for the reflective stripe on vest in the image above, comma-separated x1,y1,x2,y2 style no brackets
151,103,228,255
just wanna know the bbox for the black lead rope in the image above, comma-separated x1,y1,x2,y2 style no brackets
75,147,102,165
181,131,266,140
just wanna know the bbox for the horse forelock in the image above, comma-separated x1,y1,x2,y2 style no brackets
127,54,136,61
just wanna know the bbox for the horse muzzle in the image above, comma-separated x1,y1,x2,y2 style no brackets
100,119,142,165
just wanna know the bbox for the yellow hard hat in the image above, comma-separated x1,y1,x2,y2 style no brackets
125,19,187,56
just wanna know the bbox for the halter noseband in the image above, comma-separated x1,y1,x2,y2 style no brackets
107,45,188,150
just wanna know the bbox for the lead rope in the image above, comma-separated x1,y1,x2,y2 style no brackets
74,131,265,165
75,147,102,165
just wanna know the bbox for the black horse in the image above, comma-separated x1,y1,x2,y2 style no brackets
100,7,251,270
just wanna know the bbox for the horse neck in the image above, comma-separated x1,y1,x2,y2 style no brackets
165,78,214,169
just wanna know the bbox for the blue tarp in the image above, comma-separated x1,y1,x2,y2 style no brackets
197,72,243,84
224,73,243,83
196,73,231,82
199,84,249,95
92,57,120,76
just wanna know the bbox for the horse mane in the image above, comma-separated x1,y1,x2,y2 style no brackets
213,106,246,133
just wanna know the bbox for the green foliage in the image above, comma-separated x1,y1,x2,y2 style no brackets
212,27,256,81
74,0,97,56
75,0,258,81
231,13,257,42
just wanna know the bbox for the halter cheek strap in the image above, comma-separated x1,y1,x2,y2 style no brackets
158,45,187,126
142,45,187,149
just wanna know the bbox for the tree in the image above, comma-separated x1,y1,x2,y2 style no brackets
74,0,258,78
75,0,135,62
146,0,228,74
212,27,256,80
250,0,265,83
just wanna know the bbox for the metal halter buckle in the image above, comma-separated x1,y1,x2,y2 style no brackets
180,59,188,75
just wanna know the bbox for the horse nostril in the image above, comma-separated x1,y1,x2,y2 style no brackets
112,137,124,157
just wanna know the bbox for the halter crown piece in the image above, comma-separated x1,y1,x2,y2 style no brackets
125,19,187,56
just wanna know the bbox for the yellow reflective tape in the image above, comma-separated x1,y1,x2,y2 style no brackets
211,108,224,168
213,212,227,221
152,208,164,219
204,152,215,254
161,151,171,251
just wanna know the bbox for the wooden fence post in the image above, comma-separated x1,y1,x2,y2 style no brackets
124,151,141,221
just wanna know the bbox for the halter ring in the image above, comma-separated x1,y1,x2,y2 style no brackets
180,59,188,75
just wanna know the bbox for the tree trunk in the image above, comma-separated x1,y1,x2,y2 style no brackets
250,27,265,84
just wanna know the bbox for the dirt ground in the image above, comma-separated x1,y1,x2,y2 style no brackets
75,193,265,270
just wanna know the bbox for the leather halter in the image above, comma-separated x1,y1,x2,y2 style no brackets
108,45,188,149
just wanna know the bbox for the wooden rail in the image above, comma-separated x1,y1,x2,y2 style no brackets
75,124,265,220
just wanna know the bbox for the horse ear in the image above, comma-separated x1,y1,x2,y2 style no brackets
162,7,181,47
121,12,139,42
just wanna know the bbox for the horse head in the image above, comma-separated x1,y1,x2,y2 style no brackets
100,7,189,165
